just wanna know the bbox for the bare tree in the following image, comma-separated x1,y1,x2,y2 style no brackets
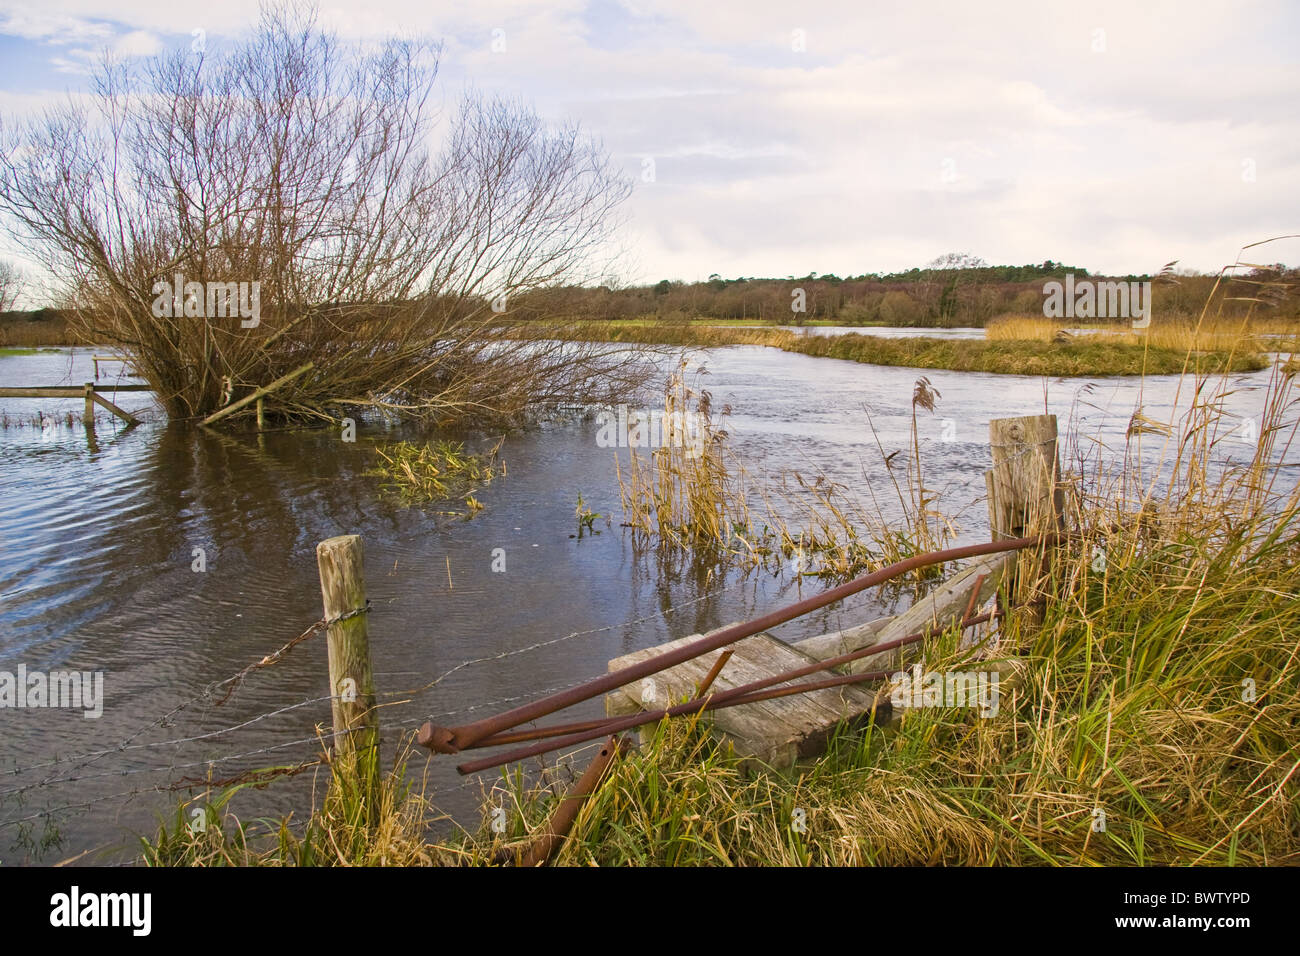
0,259,21,311
0,3,648,424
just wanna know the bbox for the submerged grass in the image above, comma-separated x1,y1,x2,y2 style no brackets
0,346,62,357
366,438,503,510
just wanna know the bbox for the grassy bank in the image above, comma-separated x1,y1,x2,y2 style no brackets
987,313,1300,353
0,347,62,357
523,321,1267,376
478,495,1300,865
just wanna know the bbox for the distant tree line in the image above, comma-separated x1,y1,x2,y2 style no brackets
510,256,1298,327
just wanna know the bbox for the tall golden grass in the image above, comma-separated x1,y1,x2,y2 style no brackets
613,360,955,583
987,312,1300,353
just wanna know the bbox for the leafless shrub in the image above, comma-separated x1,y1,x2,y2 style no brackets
0,2,650,424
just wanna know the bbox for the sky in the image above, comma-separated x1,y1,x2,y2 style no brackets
1,0,1298,297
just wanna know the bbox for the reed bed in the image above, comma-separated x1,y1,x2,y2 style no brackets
0,317,85,348
613,361,954,585
986,312,1300,353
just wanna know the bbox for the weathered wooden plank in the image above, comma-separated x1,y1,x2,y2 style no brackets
602,554,1010,768
609,629,871,726
607,631,817,740
606,625,877,768
92,355,138,380
0,385,152,396
845,552,1009,675
791,615,891,662
90,389,141,425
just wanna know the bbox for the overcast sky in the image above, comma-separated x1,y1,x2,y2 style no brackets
1,0,1297,290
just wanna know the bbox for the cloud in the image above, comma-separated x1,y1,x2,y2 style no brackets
0,0,1296,282
114,29,160,57
0,5,113,44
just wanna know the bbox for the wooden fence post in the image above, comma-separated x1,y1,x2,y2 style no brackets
986,414,1065,636
89,389,141,426
83,383,94,426
200,361,314,427
316,534,380,809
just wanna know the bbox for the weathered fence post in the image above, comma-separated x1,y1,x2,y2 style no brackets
83,383,94,426
200,361,314,427
316,534,380,811
986,414,1065,636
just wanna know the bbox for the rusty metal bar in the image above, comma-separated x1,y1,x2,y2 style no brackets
456,609,997,773
515,735,629,867
703,667,894,710
466,598,1016,754
465,621,936,753
421,534,1046,754
695,649,733,698
963,573,988,625
464,602,1000,752
465,717,615,748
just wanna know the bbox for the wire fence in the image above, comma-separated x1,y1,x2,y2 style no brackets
0,555,845,851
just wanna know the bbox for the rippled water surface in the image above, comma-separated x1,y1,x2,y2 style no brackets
0,343,1292,861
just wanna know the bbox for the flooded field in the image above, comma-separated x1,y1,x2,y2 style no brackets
0,343,1292,860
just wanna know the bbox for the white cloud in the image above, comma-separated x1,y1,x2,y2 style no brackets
0,0,1296,282
114,29,161,57
0,5,113,44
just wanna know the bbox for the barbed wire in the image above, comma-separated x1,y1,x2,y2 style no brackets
373,584,741,702
0,570,759,830
0,695,336,795
0,583,733,793
0,600,381,785
0,728,345,806
0,734,615,841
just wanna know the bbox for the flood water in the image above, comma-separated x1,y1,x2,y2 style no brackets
709,324,987,339
1,341,1294,862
